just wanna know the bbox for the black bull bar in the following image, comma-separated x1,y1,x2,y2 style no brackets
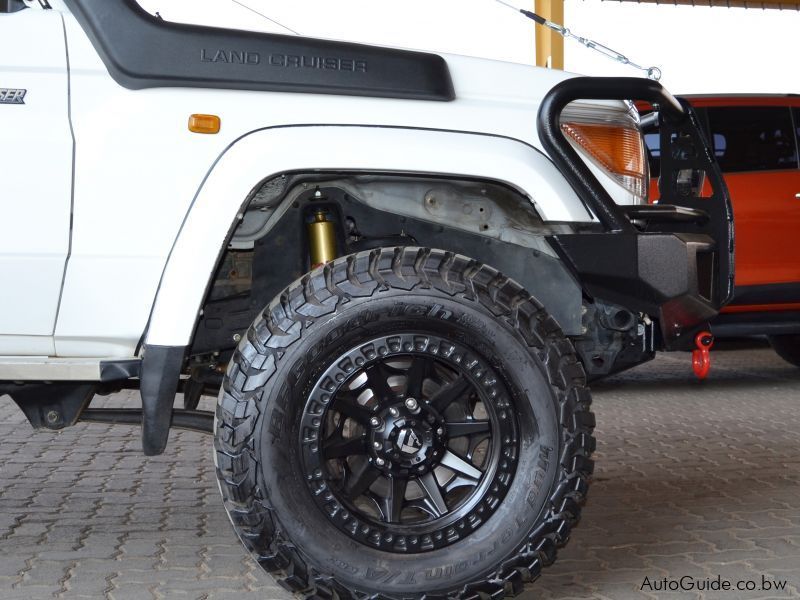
539,77,735,350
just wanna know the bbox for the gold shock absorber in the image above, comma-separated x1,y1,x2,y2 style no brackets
307,209,337,269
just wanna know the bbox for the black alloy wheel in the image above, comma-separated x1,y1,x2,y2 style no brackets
301,335,519,554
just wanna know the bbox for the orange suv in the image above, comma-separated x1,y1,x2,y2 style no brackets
644,95,800,366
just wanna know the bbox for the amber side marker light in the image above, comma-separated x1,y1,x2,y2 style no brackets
189,114,221,134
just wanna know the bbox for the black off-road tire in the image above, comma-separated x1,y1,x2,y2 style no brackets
214,247,595,599
768,334,800,367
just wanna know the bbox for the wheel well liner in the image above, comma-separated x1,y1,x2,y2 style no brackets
188,175,585,358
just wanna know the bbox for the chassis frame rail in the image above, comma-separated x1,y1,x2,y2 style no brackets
79,408,214,434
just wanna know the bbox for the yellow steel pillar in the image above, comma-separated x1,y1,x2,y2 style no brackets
534,0,564,69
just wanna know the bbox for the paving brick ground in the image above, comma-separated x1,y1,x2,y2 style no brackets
1,339,798,599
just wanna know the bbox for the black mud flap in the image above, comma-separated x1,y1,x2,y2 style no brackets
139,344,186,456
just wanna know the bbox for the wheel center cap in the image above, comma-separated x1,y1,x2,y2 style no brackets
396,427,423,455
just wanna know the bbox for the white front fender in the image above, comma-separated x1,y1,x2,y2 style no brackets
145,125,588,347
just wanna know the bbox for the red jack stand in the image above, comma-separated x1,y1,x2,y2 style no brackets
692,331,714,380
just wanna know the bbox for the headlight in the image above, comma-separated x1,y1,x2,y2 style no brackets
560,102,649,203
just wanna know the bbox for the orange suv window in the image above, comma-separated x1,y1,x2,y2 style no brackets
706,107,799,173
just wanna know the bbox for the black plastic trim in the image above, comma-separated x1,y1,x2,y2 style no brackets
730,282,800,306
140,344,185,456
0,0,26,13
63,0,455,101
99,358,141,381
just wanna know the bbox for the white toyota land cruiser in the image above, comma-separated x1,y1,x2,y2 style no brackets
0,0,734,598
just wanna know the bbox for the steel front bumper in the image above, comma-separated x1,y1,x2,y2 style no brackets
538,77,734,350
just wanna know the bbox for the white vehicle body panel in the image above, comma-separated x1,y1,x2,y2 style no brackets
0,9,72,344
0,2,637,369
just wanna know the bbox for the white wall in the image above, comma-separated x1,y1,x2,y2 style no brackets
564,0,799,95
136,0,798,94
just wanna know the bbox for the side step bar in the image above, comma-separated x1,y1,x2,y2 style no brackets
0,357,140,382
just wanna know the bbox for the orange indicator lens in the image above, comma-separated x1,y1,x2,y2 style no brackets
189,114,221,134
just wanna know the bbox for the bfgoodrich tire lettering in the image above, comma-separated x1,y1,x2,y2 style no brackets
214,247,595,599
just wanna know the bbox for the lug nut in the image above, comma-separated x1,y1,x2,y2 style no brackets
389,407,400,417
405,398,419,412
375,457,386,467
370,417,382,428
436,427,444,435
373,441,382,450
